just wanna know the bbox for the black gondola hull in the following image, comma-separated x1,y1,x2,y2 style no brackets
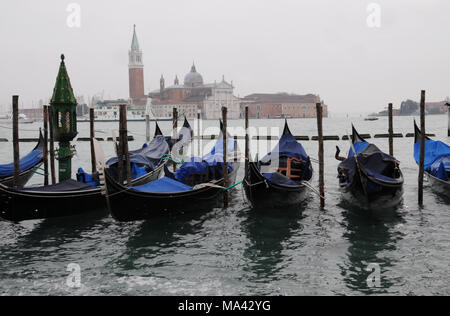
0,185,105,222
244,162,309,209
106,163,239,222
0,163,165,222
0,163,43,188
427,172,450,199
339,173,404,210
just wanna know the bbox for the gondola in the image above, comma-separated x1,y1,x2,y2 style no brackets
0,130,45,188
336,125,404,210
243,121,313,208
0,123,171,222
414,121,450,198
103,125,239,222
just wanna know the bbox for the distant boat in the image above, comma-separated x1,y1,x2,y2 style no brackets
364,117,379,121
0,113,35,124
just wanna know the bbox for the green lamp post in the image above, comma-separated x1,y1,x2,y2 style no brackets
50,54,78,182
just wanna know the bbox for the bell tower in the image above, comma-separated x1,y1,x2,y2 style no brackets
129,25,146,106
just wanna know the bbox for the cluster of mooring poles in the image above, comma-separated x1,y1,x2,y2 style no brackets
8,82,444,209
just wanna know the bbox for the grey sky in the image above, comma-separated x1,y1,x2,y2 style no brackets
0,0,449,114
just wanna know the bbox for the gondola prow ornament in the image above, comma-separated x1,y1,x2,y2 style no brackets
50,54,78,182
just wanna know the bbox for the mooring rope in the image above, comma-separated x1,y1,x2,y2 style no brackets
301,181,325,199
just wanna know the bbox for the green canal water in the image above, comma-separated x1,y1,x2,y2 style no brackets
0,115,449,295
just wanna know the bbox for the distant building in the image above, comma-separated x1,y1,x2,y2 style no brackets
19,108,43,120
241,93,327,119
149,64,241,120
76,103,89,117
378,99,449,116
426,101,448,115
94,99,146,121
129,25,147,107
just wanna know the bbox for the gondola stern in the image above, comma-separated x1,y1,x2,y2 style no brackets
351,124,365,144
154,121,163,137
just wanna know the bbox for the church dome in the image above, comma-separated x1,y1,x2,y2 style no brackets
184,64,204,86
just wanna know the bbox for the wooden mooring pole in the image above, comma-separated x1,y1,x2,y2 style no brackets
197,110,201,157
43,106,49,186
388,103,394,156
316,103,325,208
48,107,56,184
145,113,151,143
418,90,426,207
12,96,20,187
120,104,131,185
90,108,97,173
245,107,249,182
447,103,450,137
173,108,178,172
118,106,125,185
222,107,229,208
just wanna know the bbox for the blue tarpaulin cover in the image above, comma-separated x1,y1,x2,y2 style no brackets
77,168,100,187
259,129,313,184
18,179,93,192
414,139,450,180
348,141,370,158
132,137,236,193
174,137,236,183
263,172,299,186
106,136,169,168
106,136,169,181
338,143,402,190
0,148,43,178
261,132,310,163
131,177,193,193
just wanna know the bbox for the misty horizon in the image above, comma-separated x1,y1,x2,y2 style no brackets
1,0,449,114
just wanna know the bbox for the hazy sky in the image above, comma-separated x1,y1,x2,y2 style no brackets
0,0,449,114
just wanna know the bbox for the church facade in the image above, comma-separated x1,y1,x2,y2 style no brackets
149,64,241,120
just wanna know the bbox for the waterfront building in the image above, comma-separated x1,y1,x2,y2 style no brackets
241,93,327,119
149,65,241,120
94,99,146,121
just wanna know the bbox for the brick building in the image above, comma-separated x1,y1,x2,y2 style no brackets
241,93,327,119
128,25,147,107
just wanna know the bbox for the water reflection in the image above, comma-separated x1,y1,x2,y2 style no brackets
0,210,110,287
115,211,208,271
241,205,305,283
339,209,405,294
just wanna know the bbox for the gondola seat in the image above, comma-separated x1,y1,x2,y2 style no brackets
276,157,303,180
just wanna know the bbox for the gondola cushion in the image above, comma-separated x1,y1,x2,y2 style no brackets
76,168,100,187
131,177,193,193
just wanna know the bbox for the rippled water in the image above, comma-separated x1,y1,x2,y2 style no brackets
0,115,449,295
